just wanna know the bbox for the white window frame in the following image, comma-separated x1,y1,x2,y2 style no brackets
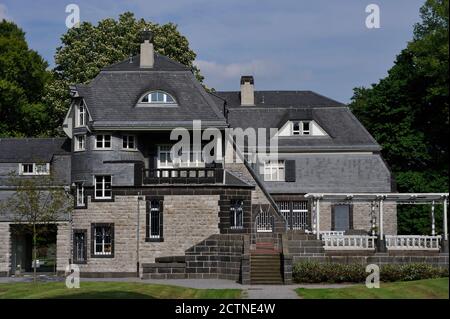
263,160,285,181
93,225,112,256
75,101,86,127
157,145,204,169
74,134,86,151
292,121,311,136
122,135,137,150
95,134,112,150
230,200,244,229
149,200,161,239
94,175,112,199
76,183,85,207
19,163,50,175
138,90,177,105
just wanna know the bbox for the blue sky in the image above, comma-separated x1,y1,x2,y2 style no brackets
0,0,424,103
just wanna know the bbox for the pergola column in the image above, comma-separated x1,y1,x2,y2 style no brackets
316,198,321,240
431,200,436,236
377,195,387,252
442,196,448,253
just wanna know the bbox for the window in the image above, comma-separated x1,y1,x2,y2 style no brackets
157,145,204,170
277,201,309,230
122,135,136,150
19,163,50,175
263,160,285,181
94,175,112,199
75,183,85,207
292,121,311,135
74,135,86,151
95,135,111,149
92,224,114,257
139,91,176,104
230,200,244,229
332,204,353,231
73,230,87,263
146,199,163,241
76,101,86,127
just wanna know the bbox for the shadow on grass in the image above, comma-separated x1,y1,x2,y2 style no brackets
48,291,156,299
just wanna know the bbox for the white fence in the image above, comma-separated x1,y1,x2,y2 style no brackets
320,231,345,237
385,235,441,250
322,235,377,250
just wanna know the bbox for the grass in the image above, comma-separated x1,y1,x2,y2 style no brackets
296,278,449,299
0,281,242,299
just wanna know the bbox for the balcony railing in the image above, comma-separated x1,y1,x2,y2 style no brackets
322,234,377,250
143,168,223,185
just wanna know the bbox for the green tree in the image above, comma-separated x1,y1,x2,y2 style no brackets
44,12,203,134
350,0,449,234
0,20,50,137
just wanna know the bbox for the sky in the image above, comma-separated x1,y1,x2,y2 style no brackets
0,0,425,103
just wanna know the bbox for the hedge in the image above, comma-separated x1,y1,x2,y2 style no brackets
292,261,449,283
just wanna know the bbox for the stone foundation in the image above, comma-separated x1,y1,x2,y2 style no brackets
0,222,10,276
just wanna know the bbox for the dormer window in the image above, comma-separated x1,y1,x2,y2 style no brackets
138,91,176,105
293,121,311,135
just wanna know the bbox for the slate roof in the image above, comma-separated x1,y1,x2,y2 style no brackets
0,138,71,163
215,91,380,152
75,54,227,129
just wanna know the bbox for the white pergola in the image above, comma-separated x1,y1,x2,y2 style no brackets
304,193,449,251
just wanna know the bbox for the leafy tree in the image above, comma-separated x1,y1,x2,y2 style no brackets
0,20,50,137
44,12,203,134
0,172,73,281
350,0,449,234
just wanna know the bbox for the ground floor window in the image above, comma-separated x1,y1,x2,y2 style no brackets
91,224,114,257
73,230,87,263
230,199,244,229
276,200,309,230
332,204,353,231
146,199,163,241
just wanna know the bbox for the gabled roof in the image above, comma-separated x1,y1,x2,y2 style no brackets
73,54,227,129
215,91,380,152
0,138,71,163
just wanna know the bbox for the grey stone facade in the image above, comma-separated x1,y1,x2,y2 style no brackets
0,222,10,276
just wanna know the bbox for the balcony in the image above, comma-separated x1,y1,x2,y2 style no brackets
143,167,224,185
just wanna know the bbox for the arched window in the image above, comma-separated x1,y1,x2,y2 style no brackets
138,90,176,105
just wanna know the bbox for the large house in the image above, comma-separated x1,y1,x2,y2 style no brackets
0,32,447,283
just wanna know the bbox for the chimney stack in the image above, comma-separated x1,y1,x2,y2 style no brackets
140,29,154,68
240,75,254,106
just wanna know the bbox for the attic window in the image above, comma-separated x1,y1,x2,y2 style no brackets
138,91,176,105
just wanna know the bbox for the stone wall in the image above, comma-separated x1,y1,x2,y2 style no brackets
319,201,397,235
0,222,10,276
185,234,246,281
139,195,221,268
72,196,139,274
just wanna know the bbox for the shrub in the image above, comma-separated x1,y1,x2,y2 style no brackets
292,261,449,283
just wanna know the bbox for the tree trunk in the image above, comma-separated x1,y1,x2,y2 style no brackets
33,223,37,283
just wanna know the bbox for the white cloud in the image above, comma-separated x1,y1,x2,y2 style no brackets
195,59,279,80
0,4,10,21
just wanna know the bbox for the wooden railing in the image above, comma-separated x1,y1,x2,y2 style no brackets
385,235,441,250
143,168,223,185
322,235,377,250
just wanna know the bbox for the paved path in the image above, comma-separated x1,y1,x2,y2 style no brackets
0,276,355,299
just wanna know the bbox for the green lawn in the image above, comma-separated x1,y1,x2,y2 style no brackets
0,281,242,299
296,278,449,299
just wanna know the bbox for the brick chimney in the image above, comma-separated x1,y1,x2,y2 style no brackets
240,75,255,106
140,29,154,68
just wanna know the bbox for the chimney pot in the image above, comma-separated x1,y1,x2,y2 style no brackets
240,75,255,106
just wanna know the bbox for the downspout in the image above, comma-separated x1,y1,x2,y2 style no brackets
136,192,141,277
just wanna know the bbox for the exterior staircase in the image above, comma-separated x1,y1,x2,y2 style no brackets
250,239,283,284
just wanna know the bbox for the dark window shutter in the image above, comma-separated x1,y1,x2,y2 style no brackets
159,199,164,240
285,160,296,182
